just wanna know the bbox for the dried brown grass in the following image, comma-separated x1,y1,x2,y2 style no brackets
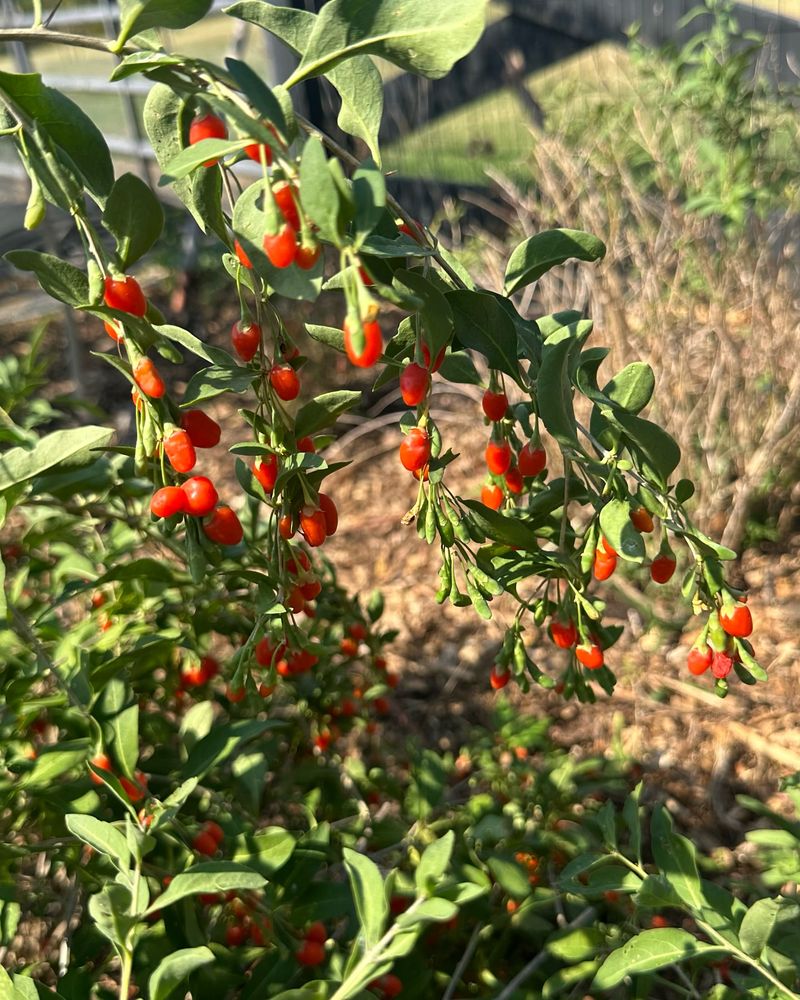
464,130,800,550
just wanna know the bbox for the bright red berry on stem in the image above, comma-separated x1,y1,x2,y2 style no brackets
490,666,510,690
482,389,508,422
253,453,278,493
399,427,431,472
651,553,677,584
164,429,196,474
88,752,112,785
576,642,604,670
244,140,273,165
234,239,252,269
231,320,261,362
150,486,186,519
373,974,403,998
182,476,219,517
203,506,243,546
299,507,327,548
712,650,735,678
719,601,753,638
344,318,382,368
181,410,221,448
505,466,524,495
687,644,713,675
203,820,224,845
120,771,147,803
296,435,315,452
192,830,218,856
593,538,617,581
225,924,246,948
319,493,338,536
485,440,512,475
518,443,546,477
481,484,503,510
104,319,123,342
279,515,295,539
400,363,430,406
273,182,301,230
188,113,227,166
630,506,654,533
270,365,300,401
133,358,165,398
263,223,297,268
104,274,147,317
421,343,446,372
295,241,321,270
305,921,327,944
549,620,578,649
296,940,325,966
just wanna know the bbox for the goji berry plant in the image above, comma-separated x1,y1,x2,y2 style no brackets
0,0,793,997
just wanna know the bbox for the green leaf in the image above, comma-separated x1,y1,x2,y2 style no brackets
542,960,601,999
396,897,458,926
614,411,681,489
155,324,232,366
93,558,180,586
4,251,90,308
360,234,435,258
651,806,706,911
636,875,681,909
116,0,214,49
739,897,784,957
182,365,255,407
415,831,454,893
285,0,486,86
505,229,606,296
353,161,386,243
447,290,520,383
295,391,361,439
162,138,249,181
181,719,283,780
547,926,606,962
88,883,137,948
343,848,387,949
305,324,345,354
623,781,643,864
462,501,539,551
102,173,165,268
603,362,655,415
145,862,265,915
149,947,214,1000
299,137,342,244
592,929,725,989
143,83,224,239
110,51,184,80
436,351,481,385
0,426,114,492
536,322,593,450
224,57,287,136
112,703,139,781
395,270,453,356
599,499,646,563
486,855,531,899
0,70,113,201
225,1,384,162
234,827,296,877
65,815,130,870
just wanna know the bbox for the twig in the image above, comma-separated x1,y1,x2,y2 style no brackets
492,907,597,1000
442,920,484,1000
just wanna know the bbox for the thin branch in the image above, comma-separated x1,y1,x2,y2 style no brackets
0,27,125,54
492,907,597,1000
442,920,484,1000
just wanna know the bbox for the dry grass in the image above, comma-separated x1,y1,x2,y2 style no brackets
461,124,800,549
